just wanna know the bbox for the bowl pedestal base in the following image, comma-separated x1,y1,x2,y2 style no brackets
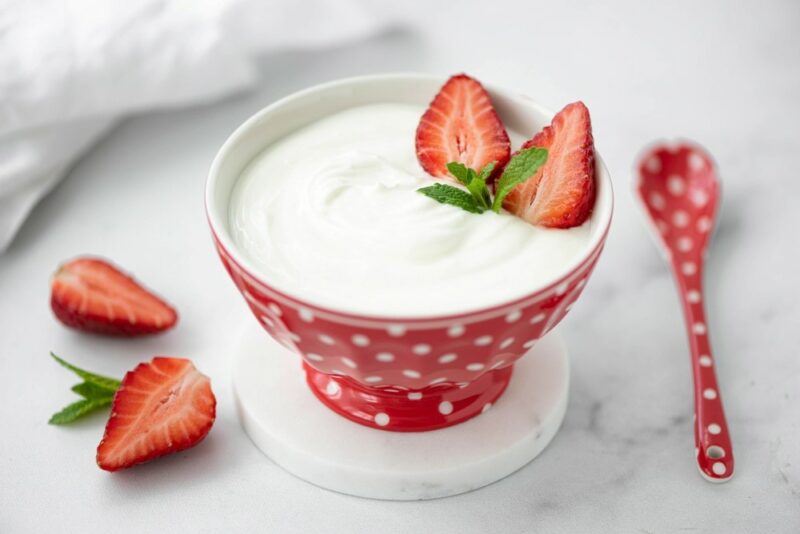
232,323,569,501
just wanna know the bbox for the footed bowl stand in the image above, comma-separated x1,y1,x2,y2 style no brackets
232,322,569,500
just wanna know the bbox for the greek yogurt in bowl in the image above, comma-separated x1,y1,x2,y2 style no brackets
228,103,593,317
207,73,612,432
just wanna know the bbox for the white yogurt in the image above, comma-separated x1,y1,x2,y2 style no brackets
229,104,592,316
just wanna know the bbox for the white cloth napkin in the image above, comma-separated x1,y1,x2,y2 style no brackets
0,0,392,251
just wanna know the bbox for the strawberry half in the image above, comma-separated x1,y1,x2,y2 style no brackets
503,101,595,228
97,357,216,471
416,74,510,180
51,257,177,336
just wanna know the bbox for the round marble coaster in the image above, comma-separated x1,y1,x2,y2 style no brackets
232,323,569,500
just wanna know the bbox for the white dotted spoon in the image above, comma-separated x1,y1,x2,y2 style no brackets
635,142,734,482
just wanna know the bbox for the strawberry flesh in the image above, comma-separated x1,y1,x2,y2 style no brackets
97,357,216,471
51,257,177,336
416,74,510,180
503,101,595,228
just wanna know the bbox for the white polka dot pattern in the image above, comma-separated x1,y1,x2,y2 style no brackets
530,313,545,324
712,462,726,475
412,344,431,355
374,413,390,426
376,352,395,362
677,237,693,252
438,401,454,415
474,335,493,346
326,381,339,396
438,353,457,364
690,189,709,207
447,324,465,337
499,337,514,349
672,210,689,227
688,153,705,171
667,175,686,195
386,324,406,337
693,322,706,335
351,334,370,347
649,192,666,210
646,156,662,173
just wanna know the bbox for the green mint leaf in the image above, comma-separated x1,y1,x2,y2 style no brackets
446,162,472,186
50,353,121,424
49,398,112,425
71,381,116,401
478,161,497,183
492,147,548,212
50,353,121,394
464,168,492,210
418,183,486,214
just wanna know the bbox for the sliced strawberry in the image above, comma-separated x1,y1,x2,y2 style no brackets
51,257,177,336
503,101,595,228
416,74,510,180
97,357,216,471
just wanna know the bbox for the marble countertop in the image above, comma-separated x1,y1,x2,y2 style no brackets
1,1,798,532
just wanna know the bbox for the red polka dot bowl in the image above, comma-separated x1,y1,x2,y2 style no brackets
206,74,613,432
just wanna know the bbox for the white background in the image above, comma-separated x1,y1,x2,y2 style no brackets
1,1,799,532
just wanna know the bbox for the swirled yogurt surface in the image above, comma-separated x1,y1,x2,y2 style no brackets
229,104,592,316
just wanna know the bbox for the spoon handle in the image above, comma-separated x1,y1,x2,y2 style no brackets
671,258,734,481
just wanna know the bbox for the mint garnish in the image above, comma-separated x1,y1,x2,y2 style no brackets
49,353,121,425
417,183,485,213
417,147,547,215
49,398,115,425
492,147,548,212
71,381,116,399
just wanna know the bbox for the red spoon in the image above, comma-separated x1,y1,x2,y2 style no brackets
635,141,734,482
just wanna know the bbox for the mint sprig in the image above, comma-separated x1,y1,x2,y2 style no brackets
417,147,548,215
49,353,121,425
418,183,485,213
492,147,548,212
49,398,115,425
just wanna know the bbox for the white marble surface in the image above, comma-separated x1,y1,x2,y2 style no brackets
1,1,798,532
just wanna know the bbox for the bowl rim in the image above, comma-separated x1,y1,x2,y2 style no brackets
206,73,614,321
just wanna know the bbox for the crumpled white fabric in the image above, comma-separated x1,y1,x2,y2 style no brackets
0,0,392,251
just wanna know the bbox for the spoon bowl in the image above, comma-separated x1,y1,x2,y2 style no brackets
638,144,719,257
